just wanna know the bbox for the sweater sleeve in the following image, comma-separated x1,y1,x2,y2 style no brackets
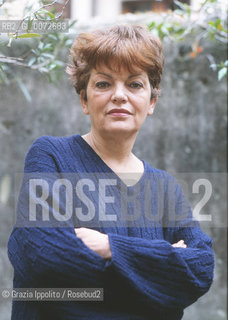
8,136,106,286
105,178,214,309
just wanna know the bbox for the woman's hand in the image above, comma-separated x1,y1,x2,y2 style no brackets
75,227,186,259
172,240,187,248
74,227,112,259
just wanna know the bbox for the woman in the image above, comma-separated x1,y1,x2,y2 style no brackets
8,24,214,320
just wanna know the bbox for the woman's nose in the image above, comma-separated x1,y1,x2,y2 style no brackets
111,84,128,103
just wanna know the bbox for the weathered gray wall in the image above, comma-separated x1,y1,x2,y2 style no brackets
0,23,227,319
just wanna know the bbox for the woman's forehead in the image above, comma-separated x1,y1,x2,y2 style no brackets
91,63,147,78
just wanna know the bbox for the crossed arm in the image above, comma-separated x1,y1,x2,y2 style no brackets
75,227,187,260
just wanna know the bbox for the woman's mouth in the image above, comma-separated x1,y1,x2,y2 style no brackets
107,108,132,116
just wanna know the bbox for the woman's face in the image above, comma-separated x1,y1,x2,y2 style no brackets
80,64,157,138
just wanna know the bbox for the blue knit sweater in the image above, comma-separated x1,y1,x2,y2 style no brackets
8,135,214,320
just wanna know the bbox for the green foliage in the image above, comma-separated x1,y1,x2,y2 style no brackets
16,33,41,39
0,0,75,101
148,0,227,81
217,61,228,81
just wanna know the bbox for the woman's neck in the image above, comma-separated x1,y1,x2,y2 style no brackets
82,131,144,185
82,131,141,171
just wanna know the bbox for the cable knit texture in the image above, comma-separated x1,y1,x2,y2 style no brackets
8,135,214,320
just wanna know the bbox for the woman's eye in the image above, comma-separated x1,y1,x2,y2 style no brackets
129,82,143,89
96,81,110,88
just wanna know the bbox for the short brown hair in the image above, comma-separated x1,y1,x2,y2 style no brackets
66,24,164,98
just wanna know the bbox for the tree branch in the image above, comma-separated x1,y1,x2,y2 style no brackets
0,56,49,70
15,0,70,37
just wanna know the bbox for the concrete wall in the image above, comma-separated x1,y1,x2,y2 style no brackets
0,19,227,320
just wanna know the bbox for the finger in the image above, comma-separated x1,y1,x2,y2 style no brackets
172,243,179,247
74,228,84,237
172,240,183,247
172,240,187,248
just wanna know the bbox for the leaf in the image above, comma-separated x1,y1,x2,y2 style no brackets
174,9,184,16
218,67,227,81
48,34,58,41
17,33,41,38
39,67,49,73
214,19,221,28
209,63,217,71
174,0,188,11
148,22,156,30
15,77,32,102
36,9,56,21
40,52,54,59
209,32,215,41
0,63,10,85
46,11,56,21
38,41,44,50
0,64,4,73
49,63,58,70
27,18,34,32
53,60,65,67
28,57,36,66
48,59,65,70
7,37,13,47
65,39,73,47
31,49,39,55
43,43,53,51
0,71,10,85
161,25,169,36
37,56,45,64
208,21,215,27
67,20,77,29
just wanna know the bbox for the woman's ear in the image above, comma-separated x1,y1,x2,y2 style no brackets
147,96,158,116
80,90,89,115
